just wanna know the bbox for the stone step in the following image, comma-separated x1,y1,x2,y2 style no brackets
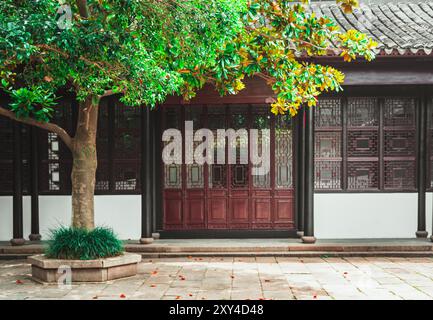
138,251,433,258
1,240,432,258
125,244,433,253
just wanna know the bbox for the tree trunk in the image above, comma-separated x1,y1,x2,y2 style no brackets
71,96,99,229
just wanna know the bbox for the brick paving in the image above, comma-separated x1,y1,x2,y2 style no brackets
1,257,433,300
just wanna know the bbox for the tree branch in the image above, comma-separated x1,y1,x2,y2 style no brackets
76,0,90,18
0,106,73,150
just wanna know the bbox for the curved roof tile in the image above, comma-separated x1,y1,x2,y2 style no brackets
310,1,433,56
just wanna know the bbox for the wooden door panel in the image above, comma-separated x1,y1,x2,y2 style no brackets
187,199,205,226
209,198,227,221
162,104,295,232
253,199,271,221
230,198,249,221
274,198,294,221
164,194,182,227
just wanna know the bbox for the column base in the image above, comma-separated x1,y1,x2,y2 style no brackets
296,231,304,238
29,234,42,241
139,237,154,244
301,236,316,244
10,238,25,246
152,233,160,240
416,231,428,238
430,235,433,243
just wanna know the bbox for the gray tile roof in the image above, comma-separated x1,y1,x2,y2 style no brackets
310,1,433,56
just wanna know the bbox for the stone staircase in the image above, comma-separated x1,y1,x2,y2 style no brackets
2,239,433,259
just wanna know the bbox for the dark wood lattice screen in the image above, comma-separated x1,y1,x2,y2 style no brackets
0,96,142,195
314,96,417,191
314,98,342,189
0,116,14,194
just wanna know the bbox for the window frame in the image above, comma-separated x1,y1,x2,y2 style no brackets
315,94,419,194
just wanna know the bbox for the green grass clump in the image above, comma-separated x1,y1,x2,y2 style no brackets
45,226,124,260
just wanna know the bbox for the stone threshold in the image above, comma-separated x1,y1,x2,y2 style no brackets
1,238,433,258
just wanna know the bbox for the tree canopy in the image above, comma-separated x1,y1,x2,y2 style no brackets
0,0,377,124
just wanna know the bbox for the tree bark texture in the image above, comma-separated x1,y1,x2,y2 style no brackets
71,96,99,229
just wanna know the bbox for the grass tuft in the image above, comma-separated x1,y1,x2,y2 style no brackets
45,226,124,260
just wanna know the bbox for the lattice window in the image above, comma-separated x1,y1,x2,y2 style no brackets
347,131,379,157
384,160,415,189
275,114,293,188
348,97,378,127
348,161,378,189
230,106,249,189
315,98,341,128
252,106,270,188
112,102,141,192
431,107,433,188
383,97,415,190
315,96,417,192
163,107,182,189
315,132,341,158
384,131,415,157
384,98,415,127
346,97,379,190
95,161,110,191
39,100,74,193
0,116,13,194
208,106,227,189
315,160,341,189
47,133,61,191
186,107,204,188
95,100,110,191
114,160,140,191
314,98,342,190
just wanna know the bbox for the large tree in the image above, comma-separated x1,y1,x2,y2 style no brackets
0,0,376,230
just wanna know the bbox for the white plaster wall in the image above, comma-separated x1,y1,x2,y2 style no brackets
2,193,433,240
315,193,433,239
0,195,141,241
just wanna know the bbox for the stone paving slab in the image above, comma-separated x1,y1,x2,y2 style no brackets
1,256,433,300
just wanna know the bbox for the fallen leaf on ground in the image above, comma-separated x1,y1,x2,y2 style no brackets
151,271,158,275
150,284,156,288
176,296,181,300
15,280,23,285
120,294,126,298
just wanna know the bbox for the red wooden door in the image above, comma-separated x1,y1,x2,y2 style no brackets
162,104,295,231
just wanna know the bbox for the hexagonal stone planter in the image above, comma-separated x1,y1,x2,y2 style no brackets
28,253,142,283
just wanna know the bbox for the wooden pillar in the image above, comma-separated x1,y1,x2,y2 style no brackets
11,122,25,246
29,127,41,241
150,110,160,239
140,107,153,244
301,106,316,244
295,109,305,238
417,97,428,238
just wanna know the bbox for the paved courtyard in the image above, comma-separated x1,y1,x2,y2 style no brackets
2,256,433,300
